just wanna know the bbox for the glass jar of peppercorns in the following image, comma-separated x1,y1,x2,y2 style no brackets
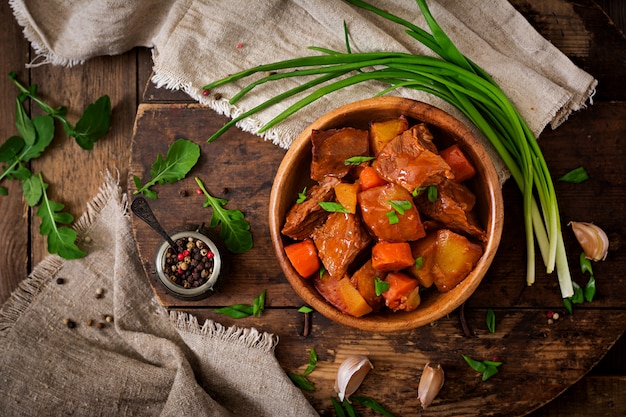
155,230,222,299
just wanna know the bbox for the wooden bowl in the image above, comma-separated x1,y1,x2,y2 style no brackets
269,97,503,332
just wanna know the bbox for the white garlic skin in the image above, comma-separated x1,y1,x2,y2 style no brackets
569,221,609,261
418,362,444,409
334,355,373,402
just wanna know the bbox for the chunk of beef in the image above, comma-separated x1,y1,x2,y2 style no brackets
358,183,426,242
310,127,370,181
415,179,486,241
311,212,372,279
282,176,340,240
372,126,453,193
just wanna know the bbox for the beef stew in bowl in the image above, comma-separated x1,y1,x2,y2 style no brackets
269,97,503,332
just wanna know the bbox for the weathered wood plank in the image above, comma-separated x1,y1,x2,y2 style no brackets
0,1,31,304
28,53,139,264
178,307,626,417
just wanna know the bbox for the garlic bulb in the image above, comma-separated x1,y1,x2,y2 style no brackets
569,221,609,261
334,355,373,402
418,362,444,409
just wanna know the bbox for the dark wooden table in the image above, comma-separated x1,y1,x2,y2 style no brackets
1,1,625,416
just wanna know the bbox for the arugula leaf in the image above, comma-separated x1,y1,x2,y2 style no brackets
70,95,112,150
1,115,54,184
134,139,200,199
15,97,36,146
34,173,85,259
195,176,253,253
0,136,25,163
9,72,110,149
462,354,503,381
22,174,43,206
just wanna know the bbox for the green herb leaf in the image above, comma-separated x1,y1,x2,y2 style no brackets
303,347,318,376
34,173,85,259
414,256,424,269
374,277,389,296
462,354,486,373
342,399,358,417
351,396,396,417
195,176,253,253
386,210,399,224
427,185,438,202
319,266,326,280
296,186,308,203
570,280,584,304
298,306,314,313
0,136,25,163
389,199,411,215
558,167,589,183
412,186,426,197
70,95,112,150
486,308,496,333
15,97,36,146
214,304,254,319
344,156,375,165
584,276,596,303
319,201,350,213
482,364,500,381
331,397,347,417
580,252,594,276
134,139,200,199
288,372,316,391
22,173,42,207
253,289,266,317
563,297,573,315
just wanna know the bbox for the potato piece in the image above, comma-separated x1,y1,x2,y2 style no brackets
369,116,409,156
432,229,483,292
406,232,438,288
350,260,385,311
334,182,358,214
313,270,373,317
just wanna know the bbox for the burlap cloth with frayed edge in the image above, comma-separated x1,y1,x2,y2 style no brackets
3,1,597,415
0,173,318,416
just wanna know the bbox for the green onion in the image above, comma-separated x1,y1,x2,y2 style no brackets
204,0,573,298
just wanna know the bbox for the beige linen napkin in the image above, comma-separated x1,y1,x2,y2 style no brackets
11,0,596,180
0,173,318,417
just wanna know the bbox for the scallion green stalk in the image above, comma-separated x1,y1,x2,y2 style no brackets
202,0,574,298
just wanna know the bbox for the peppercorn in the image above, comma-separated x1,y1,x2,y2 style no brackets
95,288,105,299
63,318,76,329
56,277,65,285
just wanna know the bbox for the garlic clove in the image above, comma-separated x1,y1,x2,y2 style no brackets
418,362,444,409
569,221,609,262
334,355,373,402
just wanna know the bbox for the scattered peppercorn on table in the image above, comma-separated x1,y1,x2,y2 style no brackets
1,1,626,416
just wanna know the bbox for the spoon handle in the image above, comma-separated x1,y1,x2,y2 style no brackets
130,197,179,250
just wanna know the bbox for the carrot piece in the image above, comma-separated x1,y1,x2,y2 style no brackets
284,239,320,278
358,166,387,191
382,272,420,312
440,144,476,183
371,241,415,272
